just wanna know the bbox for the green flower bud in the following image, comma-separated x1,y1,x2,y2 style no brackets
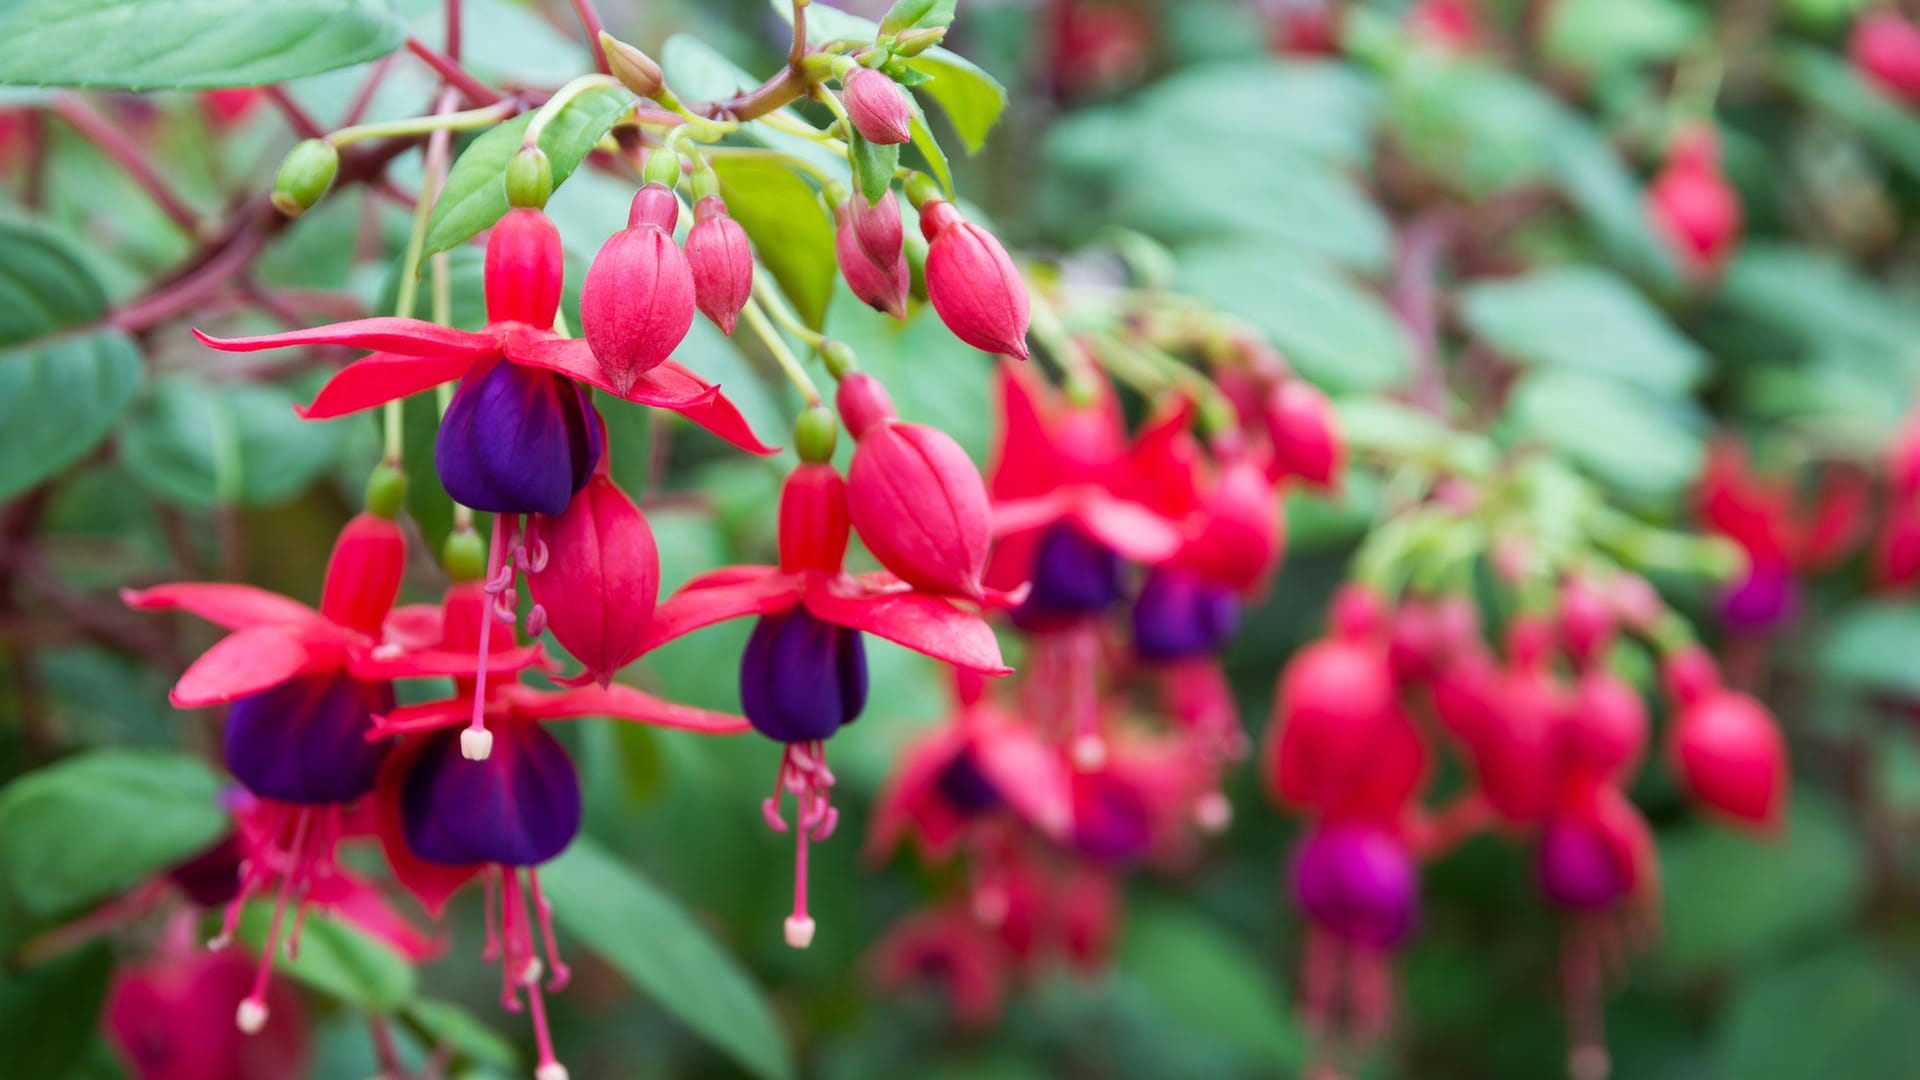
821,340,859,379
690,164,721,203
794,404,839,464
442,526,488,583
364,462,408,520
505,145,553,209
642,147,682,189
601,32,664,99
891,27,947,57
272,139,340,218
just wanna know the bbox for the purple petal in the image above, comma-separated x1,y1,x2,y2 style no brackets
223,674,393,804
1132,567,1241,660
400,722,582,867
933,749,1002,815
1537,818,1628,911
1291,824,1419,948
1070,775,1154,865
1012,523,1125,628
739,608,868,743
435,357,593,516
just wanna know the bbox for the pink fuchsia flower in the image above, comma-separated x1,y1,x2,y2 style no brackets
1696,440,1869,631
1647,125,1743,277
867,674,1072,864
644,461,1011,947
685,195,754,335
840,372,998,603
369,583,744,1080
1406,0,1478,50
1292,822,1418,1068
582,185,697,388
1125,397,1284,594
1852,11,1920,107
843,67,913,145
920,199,1031,359
1263,377,1343,490
1261,627,1402,815
867,906,1011,1030
836,198,910,318
107,912,309,1080
848,187,905,269
195,207,773,516
524,464,660,688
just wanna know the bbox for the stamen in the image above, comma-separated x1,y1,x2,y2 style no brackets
1194,791,1232,833
526,603,549,639
768,742,837,949
529,869,571,991
237,811,311,1035
482,868,502,962
463,516,505,762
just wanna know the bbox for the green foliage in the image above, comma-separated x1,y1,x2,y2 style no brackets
121,374,351,508
1117,905,1304,1073
1504,369,1704,502
541,838,796,1080
0,750,226,942
1707,946,1920,1080
423,85,635,257
784,1,1008,151
712,155,839,330
0,942,115,1079
1461,267,1707,392
237,904,419,1012
0,0,406,88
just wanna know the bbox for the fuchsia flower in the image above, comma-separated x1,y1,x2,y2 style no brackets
685,195,754,335
1263,377,1343,489
195,205,772,516
582,184,699,394
123,513,532,1033
868,672,1071,863
1407,0,1479,50
1661,648,1787,829
920,199,1031,359
524,459,660,688
843,67,913,145
836,198,911,318
646,459,1011,946
1696,440,1869,632
849,187,905,269
1852,11,1920,107
1647,125,1743,277
368,582,744,1080
869,906,1010,1029
107,912,309,1080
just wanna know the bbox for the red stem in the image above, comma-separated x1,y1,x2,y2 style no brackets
446,0,463,61
570,0,609,73
406,36,502,106
1392,211,1453,418
343,55,396,126
261,84,326,141
51,95,204,236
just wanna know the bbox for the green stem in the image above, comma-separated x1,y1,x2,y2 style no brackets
742,298,820,405
753,278,824,347
327,100,516,147
525,74,624,147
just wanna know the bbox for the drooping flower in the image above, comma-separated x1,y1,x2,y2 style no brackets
1647,125,1743,277
868,905,1011,1029
1852,11,1920,107
581,184,698,393
194,207,773,516
685,195,754,335
524,464,660,688
920,199,1031,359
1291,823,1419,1067
1696,440,1869,632
645,460,1011,946
836,198,911,318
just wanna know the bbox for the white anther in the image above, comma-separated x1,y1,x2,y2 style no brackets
461,728,494,761
784,915,816,949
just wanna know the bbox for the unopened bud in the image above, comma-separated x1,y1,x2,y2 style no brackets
642,148,682,189
843,68,912,146
795,405,839,464
364,462,408,519
505,146,553,209
892,27,947,56
822,340,858,379
601,32,664,98
272,139,339,217
442,527,487,583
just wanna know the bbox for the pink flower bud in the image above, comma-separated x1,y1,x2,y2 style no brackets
1262,637,1398,813
836,371,898,439
850,188,905,269
1264,378,1342,488
1647,126,1742,275
526,473,661,686
837,204,910,318
921,200,1030,359
484,208,564,328
1175,456,1283,593
1564,668,1648,783
1557,575,1616,668
842,381,992,599
843,68,913,145
1852,12,1920,107
1671,689,1787,829
685,196,753,335
582,184,695,394
779,463,852,575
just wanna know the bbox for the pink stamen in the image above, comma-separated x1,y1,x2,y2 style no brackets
767,742,836,949
464,516,506,761
529,869,571,991
482,868,501,962
238,811,311,1034
526,603,549,638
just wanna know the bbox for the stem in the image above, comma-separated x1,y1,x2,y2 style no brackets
1394,211,1452,418
52,95,204,236
405,36,503,106
753,277,825,347
446,0,463,61
525,74,622,147
261,85,327,140
384,88,459,465
741,298,820,405
343,55,397,127
328,100,516,147
570,0,610,72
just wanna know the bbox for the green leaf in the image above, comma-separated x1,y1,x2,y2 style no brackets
423,85,634,257
1388,61,1569,195
1118,905,1304,1073
904,92,954,197
0,0,406,89
0,216,106,344
1126,62,1379,168
0,750,225,923
880,0,956,34
1820,602,1920,698
783,2,1007,152
1542,0,1704,78
0,942,113,1079
1708,946,1920,1080
1174,244,1411,391
1505,369,1703,501
1549,121,1684,287
1779,45,1920,181
711,156,837,331
541,838,794,1080
404,999,522,1071
849,130,898,206
1660,793,1865,974
1461,267,1706,392
237,905,417,1012
1719,242,1920,357
121,374,351,509
0,330,144,501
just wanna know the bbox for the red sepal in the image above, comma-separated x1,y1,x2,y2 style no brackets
504,683,749,733
805,574,1012,675
193,319,498,360
295,351,480,419
169,626,335,708
121,583,318,631
643,568,800,648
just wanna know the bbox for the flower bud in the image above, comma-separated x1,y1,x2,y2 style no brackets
1661,646,1721,709
1264,378,1342,488
320,513,406,637
1557,575,1616,668
271,139,339,218
844,410,993,600
850,187,905,269
1175,457,1282,592
779,463,851,574
443,526,488,583
843,68,913,145
1564,668,1648,783
1851,12,1920,107
600,32,664,99
484,208,564,328
1647,126,1742,275
892,27,947,57
836,203,910,318
822,339,859,379
363,462,408,520
1262,638,1397,812
835,371,897,438
920,201,1030,359
582,185,696,394
1671,689,1787,828
641,148,682,189
685,196,753,335
526,474,661,686
794,405,839,465
504,146,552,209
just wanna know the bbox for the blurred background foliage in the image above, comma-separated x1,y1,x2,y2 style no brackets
6,0,1920,1077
